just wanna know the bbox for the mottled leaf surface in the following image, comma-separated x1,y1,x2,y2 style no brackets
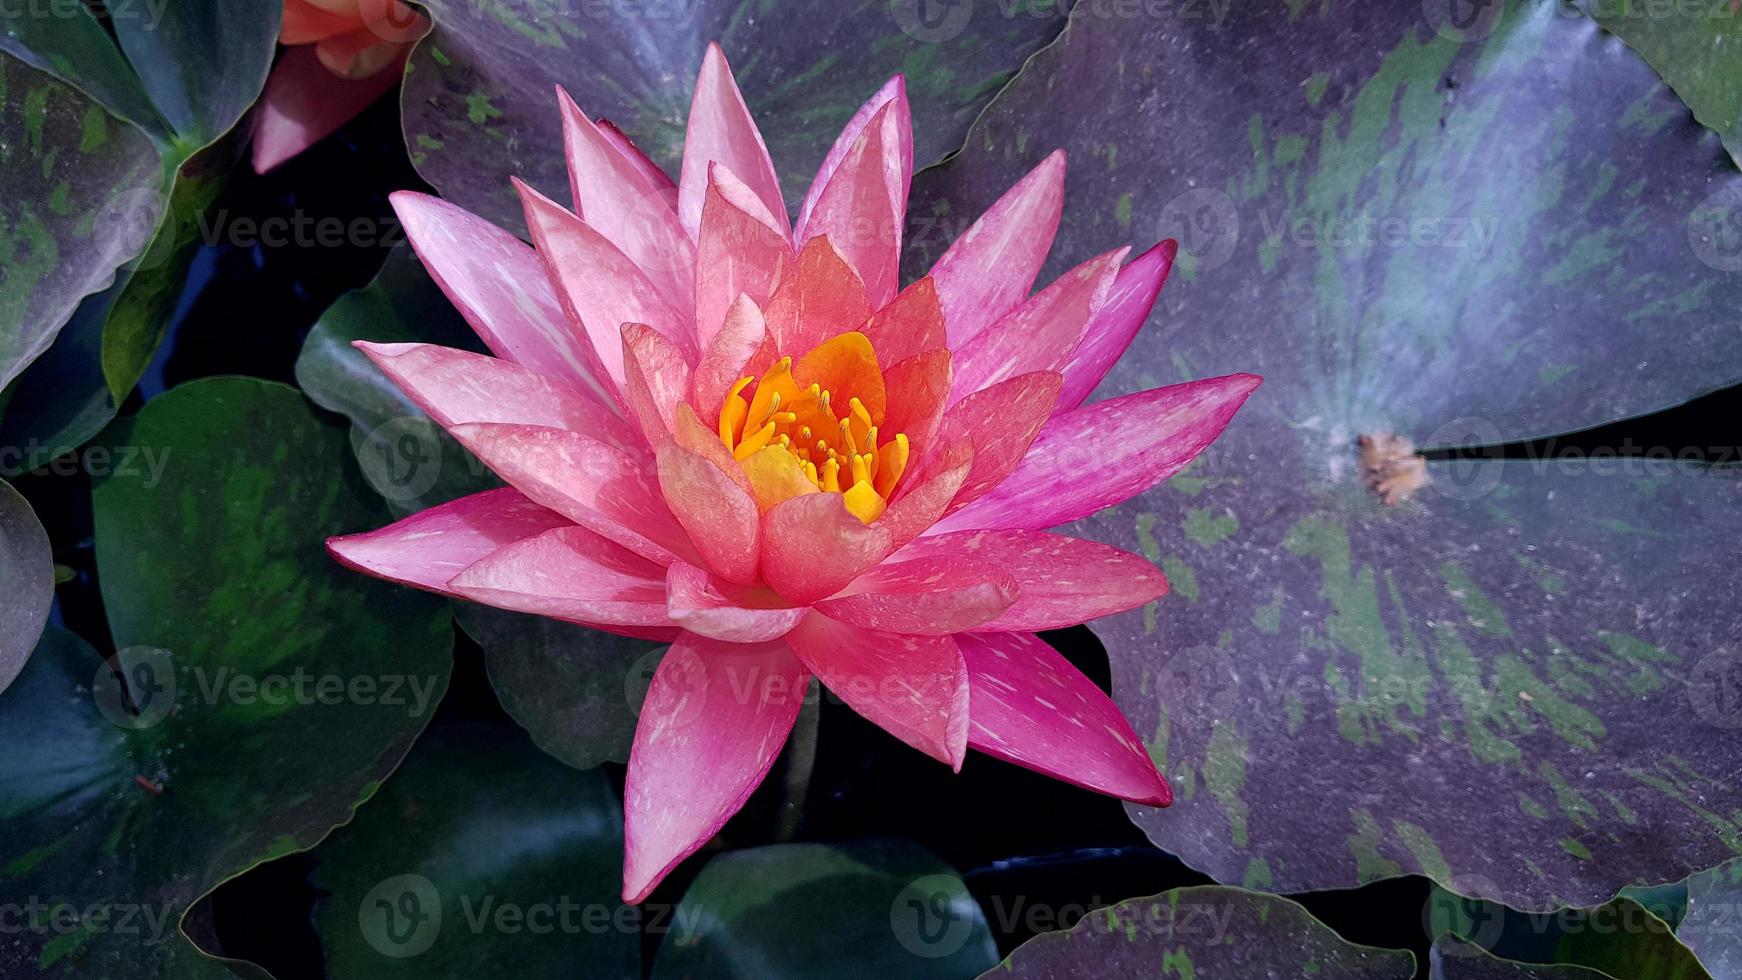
0,476,50,693
309,723,638,976
0,0,165,134
1433,889,1710,979
653,839,997,979
1680,860,1742,980
0,53,163,391
403,0,1067,232
911,0,1742,908
1578,0,1742,169
0,378,452,976
986,886,1414,979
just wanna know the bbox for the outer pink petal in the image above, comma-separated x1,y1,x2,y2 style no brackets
326,487,571,596
677,43,790,241
894,529,1168,632
516,178,691,388
815,556,1016,635
784,613,968,768
934,374,1262,533
353,341,636,451
959,631,1171,806
252,45,403,174
623,636,808,901
448,525,674,628
795,75,909,242
557,87,695,318
794,97,909,308
694,163,792,349
665,562,806,643
760,492,892,604
937,371,1061,515
390,191,613,404
621,323,695,446
446,422,695,566
691,295,768,420
948,247,1126,404
656,442,761,585
597,118,677,193
1056,240,1176,411
928,151,1065,348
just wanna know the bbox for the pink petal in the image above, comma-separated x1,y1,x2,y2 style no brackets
353,341,636,451
621,323,695,446
793,97,910,308
677,43,790,241
672,403,758,501
390,191,614,404
949,247,1126,404
760,492,892,604
448,524,674,629
252,45,403,173
446,422,696,566
928,151,1065,348
795,75,909,242
694,163,792,349
326,487,571,596
557,87,695,318
516,178,691,388
937,371,1062,514
815,556,1016,634
934,374,1262,533
1057,240,1176,411
880,348,952,465
597,118,677,193
691,295,769,421
784,613,968,768
860,276,946,368
959,631,1171,805
656,442,761,585
880,440,971,550
665,562,806,642
894,529,1168,631
623,636,808,902
762,236,872,357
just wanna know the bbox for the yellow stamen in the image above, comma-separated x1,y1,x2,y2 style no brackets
842,480,887,523
733,421,777,460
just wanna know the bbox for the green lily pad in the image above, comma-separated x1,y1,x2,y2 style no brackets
1578,0,1742,169
402,0,1068,232
309,723,638,976
652,839,997,979
0,476,51,693
0,52,163,393
108,0,279,150
0,377,453,976
1431,938,1622,979
912,0,1742,907
0,0,165,135
987,885,1415,978
1432,888,1710,979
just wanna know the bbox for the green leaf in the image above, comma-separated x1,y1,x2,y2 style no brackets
0,52,163,392
0,282,128,460
109,0,281,151
1431,888,1711,980
652,840,997,979
988,886,1415,978
309,723,639,976
0,0,167,136
0,377,453,975
1431,937,1621,979
402,0,1068,232
1578,0,1742,169
0,476,51,692
912,0,1742,907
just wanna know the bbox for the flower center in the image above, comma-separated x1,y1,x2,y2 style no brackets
715,331,910,524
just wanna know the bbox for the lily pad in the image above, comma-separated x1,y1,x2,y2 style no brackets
1679,860,1742,979
1578,0,1742,169
309,723,638,976
0,52,163,392
0,377,452,976
107,0,279,150
651,839,997,979
1432,889,1710,979
0,0,165,134
0,476,51,693
911,0,1742,908
402,0,1068,231
987,885,1415,978
1430,938,1621,980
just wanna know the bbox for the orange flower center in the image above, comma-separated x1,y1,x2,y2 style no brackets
716,331,910,524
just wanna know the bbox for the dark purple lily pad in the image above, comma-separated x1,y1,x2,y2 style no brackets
986,886,1415,978
402,0,1068,232
1678,860,1742,979
0,477,51,694
911,0,1742,908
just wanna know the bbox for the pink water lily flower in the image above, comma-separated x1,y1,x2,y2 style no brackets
328,44,1260,902
252,0,427,173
